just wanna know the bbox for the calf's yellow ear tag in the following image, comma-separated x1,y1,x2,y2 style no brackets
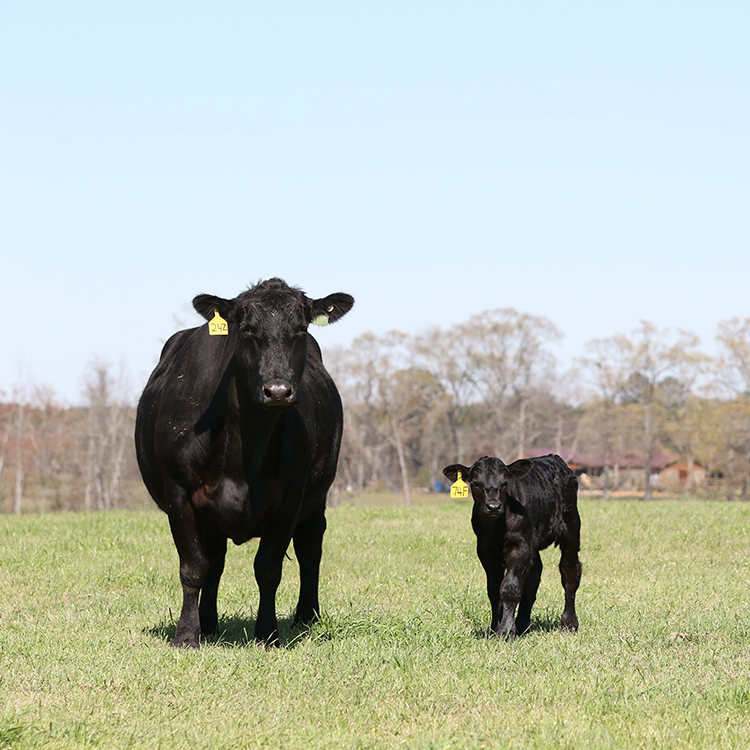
450,470,470,499
208,309,229,336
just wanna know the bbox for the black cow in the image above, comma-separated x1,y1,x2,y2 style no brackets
135,278,354,647
443,454,581,639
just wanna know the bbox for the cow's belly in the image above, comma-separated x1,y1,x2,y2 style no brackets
194,476,301,546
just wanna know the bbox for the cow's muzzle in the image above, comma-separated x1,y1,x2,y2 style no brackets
262,380,296,406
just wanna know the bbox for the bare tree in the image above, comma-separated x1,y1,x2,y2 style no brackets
82,361,131,511
580,335,635,498
715,317,750,499
584,322,705,500
28,386,66,513
413,326,481,465
13,398,26,515
458,309,561,459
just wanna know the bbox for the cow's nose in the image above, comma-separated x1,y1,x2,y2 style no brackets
263,381,294,404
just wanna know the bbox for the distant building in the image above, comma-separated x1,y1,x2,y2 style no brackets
658,462,706,491
525,449,702,492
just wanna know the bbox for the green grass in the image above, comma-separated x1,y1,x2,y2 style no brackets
1,499,750,749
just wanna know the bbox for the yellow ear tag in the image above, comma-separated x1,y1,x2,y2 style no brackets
311,314,329,327
450,470,470,499
208,309,228,336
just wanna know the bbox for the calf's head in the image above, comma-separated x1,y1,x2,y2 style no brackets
193,278,353,406
443,456,533,517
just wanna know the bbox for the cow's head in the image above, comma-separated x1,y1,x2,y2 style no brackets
443,456,533,517
193,278,353,407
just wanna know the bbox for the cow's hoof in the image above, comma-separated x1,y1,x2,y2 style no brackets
255,636,280,649
293,609,319,629
254,629,280,648
171,634,200,649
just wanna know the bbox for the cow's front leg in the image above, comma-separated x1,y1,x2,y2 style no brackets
253,533,292,646
198,531,227,636
292,506,327,627
167,490,208,649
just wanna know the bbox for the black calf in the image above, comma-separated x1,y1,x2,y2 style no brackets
443,454,582,639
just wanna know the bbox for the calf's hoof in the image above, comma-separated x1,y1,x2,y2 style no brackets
495,625,518,641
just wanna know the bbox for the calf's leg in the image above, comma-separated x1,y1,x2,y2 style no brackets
516,552,542,635
559,540,582,631
477,544,504,634
559,496,582,631
558,476,582,632
496,543,534,639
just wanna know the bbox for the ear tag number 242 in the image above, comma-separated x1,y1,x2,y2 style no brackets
209,309,228,336
450,471,470,499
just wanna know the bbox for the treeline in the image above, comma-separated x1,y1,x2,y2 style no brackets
326,312,750,503
2,313,750,513
0,363,143,514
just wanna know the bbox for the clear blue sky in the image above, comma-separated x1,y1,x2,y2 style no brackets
2,1,748,404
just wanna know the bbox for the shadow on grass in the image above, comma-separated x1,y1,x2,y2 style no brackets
144,613,315,650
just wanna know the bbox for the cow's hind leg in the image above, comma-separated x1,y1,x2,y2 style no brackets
516,552,542,635
198,531,227,636
167,489,209,649
292,506,327,628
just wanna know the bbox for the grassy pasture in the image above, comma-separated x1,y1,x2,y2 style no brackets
1,498,750,749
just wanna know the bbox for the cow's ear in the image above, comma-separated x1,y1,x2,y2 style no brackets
443,463,471,483
193,294,235,322
508,459,533,479
308,293,354,326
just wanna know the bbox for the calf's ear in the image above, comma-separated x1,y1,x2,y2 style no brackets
443,463,471,482
309,293,354,325
508,459,533,479
193,294,235,322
